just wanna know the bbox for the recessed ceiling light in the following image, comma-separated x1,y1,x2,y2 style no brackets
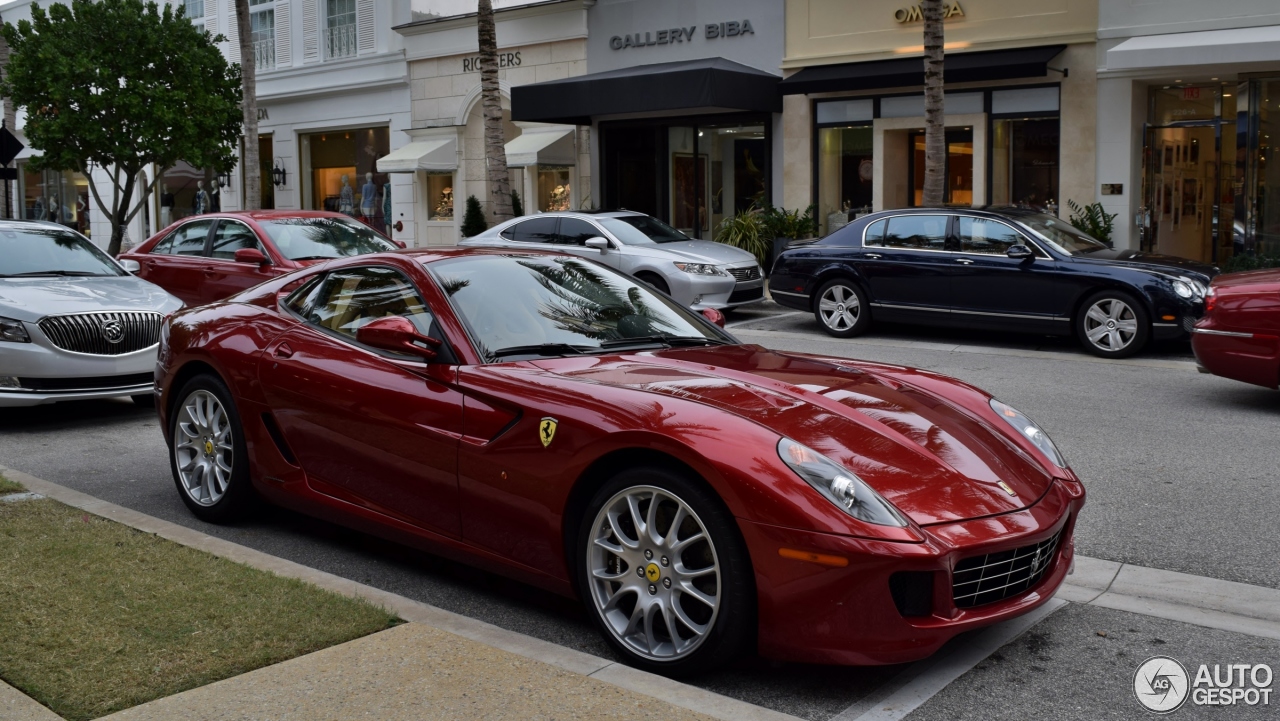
1175,79,1182,83
1224,93,1232,97
1211,77,1219,81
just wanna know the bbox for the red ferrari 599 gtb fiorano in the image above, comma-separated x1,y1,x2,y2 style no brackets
155,247,1084,675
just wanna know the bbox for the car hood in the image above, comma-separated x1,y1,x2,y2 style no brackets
533,345,1054,526
1072,249,1217,281
1211,267,1280,290
0,276,182,322
633,239,757,266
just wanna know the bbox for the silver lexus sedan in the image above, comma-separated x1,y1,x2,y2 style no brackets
459,211,764,310
0,221,183,407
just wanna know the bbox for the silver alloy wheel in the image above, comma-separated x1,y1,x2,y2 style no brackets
819,284,860,331
173,389,234,507
587,485,721,662
1083,298,1139,352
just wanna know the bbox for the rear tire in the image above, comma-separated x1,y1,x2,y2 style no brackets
168,374,255,523
1076,290,1149,359
577,466,754,677
813,278,871,338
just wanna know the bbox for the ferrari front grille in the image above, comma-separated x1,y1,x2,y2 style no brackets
38,312,163,356
952,528,1062,609
728,266,761,282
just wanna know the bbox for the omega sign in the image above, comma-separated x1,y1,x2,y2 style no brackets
609,19,755,50
461,52,521,72
895,2,965,23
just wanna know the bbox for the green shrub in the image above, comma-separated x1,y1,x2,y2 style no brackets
1067,200,1117,246
1222,254,1280,273
763,204,818,240
460,195,487,237
511,188,524,217
714,207,770,266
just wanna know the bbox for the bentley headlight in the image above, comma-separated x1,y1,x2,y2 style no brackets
0,317,31,343
1172,277,1206,300
673,262,728,276
989,399,1067,468
777,438,907,527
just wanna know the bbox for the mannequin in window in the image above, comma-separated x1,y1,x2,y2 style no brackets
48,196,66,225
160,183,175,227
339,174,354,216
194,180,210,215
360,172,377,223
209,181,221,213
31,195,45,221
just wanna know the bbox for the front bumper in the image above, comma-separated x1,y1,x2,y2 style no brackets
1151,300,1205,341
741,478,1083,665
0,322,159,406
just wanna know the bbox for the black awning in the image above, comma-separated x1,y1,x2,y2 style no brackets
778,45,1066,95
511,57,782,125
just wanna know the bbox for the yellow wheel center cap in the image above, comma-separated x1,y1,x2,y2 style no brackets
645,563,661,583
204,440,214,456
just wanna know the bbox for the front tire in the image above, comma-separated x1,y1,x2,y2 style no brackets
168,374,255,523
814,278,871,338
636,272,671,296
578,467,753,676
1077,290,1149,358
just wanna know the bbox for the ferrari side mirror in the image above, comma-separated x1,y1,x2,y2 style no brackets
355,316,441,361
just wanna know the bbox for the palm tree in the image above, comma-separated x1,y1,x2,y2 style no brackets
0,28,13,219
234,0,260,210
477,0,513,222
921,0,945,208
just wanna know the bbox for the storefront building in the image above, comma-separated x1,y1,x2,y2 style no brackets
1097,1,1280,262
512,0,785,239
780,0,1096,236
389,1,591,246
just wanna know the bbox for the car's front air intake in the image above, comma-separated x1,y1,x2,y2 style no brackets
952,528,1062,609
38,312,164,356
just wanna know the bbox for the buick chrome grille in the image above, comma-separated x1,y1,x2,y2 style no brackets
728,266,761,282
952,528,1063,609
38,312,163,356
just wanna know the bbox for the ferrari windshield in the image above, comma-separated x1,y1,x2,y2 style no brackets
259,217,397,260
428,255,729,360
1014,214,1108,255
0,227,125,277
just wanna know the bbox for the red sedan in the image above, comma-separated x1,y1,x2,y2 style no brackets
120,211,401,307
1192,268,1280,388
155,248,1084,674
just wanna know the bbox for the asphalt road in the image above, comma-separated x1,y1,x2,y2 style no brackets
1,300,1277,719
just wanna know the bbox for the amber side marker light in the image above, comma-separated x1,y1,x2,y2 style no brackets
1162,314,1176,321
779,548,849,567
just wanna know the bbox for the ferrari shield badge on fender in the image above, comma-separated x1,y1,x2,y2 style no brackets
998,481,1016,496
539,417,558,448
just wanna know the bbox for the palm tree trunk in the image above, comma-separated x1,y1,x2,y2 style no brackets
921,0,946,208
235,0,260,210
0,31,14,219
478,0,512,222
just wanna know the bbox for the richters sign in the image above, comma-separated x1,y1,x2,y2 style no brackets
609,19,755,50
461,52,522,73
895,2,965,23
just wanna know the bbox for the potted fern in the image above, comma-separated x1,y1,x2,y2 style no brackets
1066,200,1117,248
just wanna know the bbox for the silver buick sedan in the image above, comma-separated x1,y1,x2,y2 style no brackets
459,211,764,310
0,221,183,407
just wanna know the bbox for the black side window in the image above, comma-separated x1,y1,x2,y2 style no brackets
883,216,948,251
510,217,559,243
210,220,265,260
958,217,1025,255
557,218,600,246
171,221,214,256
150,230,179,255
863,219,886,246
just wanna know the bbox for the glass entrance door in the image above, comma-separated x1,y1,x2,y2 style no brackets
1144,124,1218,261
910,128,973,206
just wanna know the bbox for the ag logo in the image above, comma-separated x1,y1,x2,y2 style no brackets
538,417,557,448
100,318,124,343
1135,656,1190,714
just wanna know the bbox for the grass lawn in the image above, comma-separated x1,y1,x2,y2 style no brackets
0,473,24,494
0,498,401,720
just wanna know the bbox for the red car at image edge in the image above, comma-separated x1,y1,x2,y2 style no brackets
155,246,1085,675
1192,268,1280,388
120,210,401,307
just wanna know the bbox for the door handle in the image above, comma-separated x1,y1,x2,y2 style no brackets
273,342,294,359
955,258,974,265
864,253,882,259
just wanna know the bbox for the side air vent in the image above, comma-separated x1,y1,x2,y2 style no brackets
260,413,298,466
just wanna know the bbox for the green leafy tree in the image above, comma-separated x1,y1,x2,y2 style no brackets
511,187,524,217
2,0,243,254
461,194,487,237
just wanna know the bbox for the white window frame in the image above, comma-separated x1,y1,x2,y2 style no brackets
323,0,356,60
249,0,276,70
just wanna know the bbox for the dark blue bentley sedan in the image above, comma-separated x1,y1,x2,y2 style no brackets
769,207,1217,358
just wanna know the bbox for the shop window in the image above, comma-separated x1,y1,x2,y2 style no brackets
991,118,1060,208
992,87,1058,115
911,128,973,207
21,165,92,236
1250,80,1280,257
301,127,390,232
537,166,572,212
426,173,454,221
817,126,873,235
816,99,872,125
157,161,220,227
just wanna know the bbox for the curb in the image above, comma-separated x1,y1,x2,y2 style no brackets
0,465,801,721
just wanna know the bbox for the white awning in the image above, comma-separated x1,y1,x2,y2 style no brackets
1107,25,1280,71
377,137,457,173
505,125,575,168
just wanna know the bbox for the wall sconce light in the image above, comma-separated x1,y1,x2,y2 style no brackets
271,158,288,188
217,170,232,189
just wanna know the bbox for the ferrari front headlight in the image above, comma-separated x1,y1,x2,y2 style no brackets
777,438,907,527
989,399,1067,468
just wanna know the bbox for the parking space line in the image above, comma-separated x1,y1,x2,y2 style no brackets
831,599,1068,721
727,311,803,328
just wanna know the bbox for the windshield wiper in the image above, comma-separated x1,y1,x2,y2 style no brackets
289,255,339,261
1,270,106,277
599,335,728,349
488,343,598,360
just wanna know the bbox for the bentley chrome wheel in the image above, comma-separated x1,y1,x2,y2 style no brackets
1083,298,1138,352
587,485,721,662
819,283,860,332
174,389,235,506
